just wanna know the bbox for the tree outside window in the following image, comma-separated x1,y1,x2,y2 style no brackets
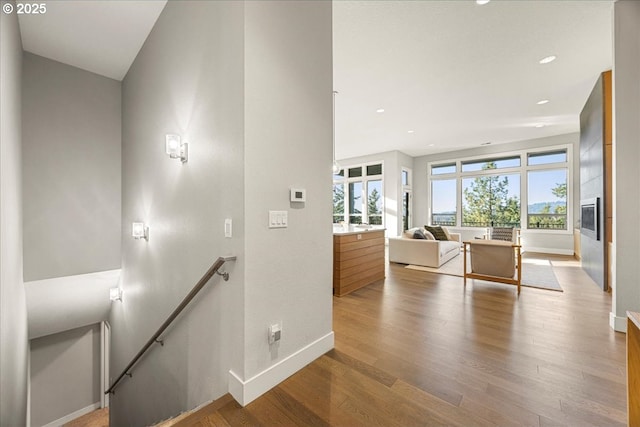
462,162,520,227
527,169,567,229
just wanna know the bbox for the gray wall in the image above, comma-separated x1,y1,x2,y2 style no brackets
111,1,332,422
22,53,121,282
30,324,100,427
612,0,640,330
0,2,29,425
579,75,606,290
242,0,333,382
110,1,244,425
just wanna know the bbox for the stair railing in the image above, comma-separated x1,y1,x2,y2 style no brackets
105,255,237,395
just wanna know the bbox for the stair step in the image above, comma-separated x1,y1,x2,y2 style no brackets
154,393,236,426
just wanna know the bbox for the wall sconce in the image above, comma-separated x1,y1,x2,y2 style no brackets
165,134,188,163
132,222,149,241
110,287,123,302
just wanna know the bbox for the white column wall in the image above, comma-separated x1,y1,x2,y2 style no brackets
611,0,640,331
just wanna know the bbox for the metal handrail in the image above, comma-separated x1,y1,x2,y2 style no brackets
105,255,237,395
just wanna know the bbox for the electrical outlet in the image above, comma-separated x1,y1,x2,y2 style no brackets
268,323,282,344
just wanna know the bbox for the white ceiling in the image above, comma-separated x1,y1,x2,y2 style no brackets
18,0,613,159
334,0,613,159
18,0,167,81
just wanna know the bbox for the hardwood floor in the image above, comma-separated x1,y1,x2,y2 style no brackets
64,408,109,427
157,253,626,427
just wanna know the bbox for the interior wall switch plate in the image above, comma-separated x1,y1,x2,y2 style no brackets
269,211,288,228
225,218,232,238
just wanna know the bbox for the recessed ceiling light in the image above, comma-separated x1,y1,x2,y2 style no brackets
428,144,435,147
407,130,414,134
481,141,492,146
535,124,546,128
539,55,557,64
476,0,490,4
537,99,549,105
376,108,385,113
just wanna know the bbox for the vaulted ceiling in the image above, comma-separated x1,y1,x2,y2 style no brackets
18,0,613,159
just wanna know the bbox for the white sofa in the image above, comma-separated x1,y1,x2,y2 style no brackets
388,229,461,268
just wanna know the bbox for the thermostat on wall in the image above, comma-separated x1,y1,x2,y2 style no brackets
290,188,306,202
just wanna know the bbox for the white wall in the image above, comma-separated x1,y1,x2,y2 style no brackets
611,0,640,331
111,1,333,421
22,53,122,282
30,324,100,427
413,133,580,254
110,1,245,425
0,2,29,425
235,0,333,404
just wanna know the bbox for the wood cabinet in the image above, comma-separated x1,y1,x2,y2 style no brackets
628,311,640,426
333,229,385,297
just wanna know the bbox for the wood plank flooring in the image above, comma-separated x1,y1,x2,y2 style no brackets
159,253,626,427
76,254,625,426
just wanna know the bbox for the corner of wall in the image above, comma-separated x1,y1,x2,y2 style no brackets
228,331,334,406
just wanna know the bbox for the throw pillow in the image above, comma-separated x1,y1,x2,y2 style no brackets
403,227,419,239
413,229,427,239
423,230,436,240
441,227,452,240
425,225,449,241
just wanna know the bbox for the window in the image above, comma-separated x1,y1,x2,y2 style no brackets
348,167,362,178
432,163,456,175
402,168,412,231
461,156,520,172
462,173,520,227
428,147,570,231
527,169,567,229
348,182,363,224
333,183,344,224
402,169,409,186
528,150,567,166
367,180,383,225
333,162,384,226
431,179,456,226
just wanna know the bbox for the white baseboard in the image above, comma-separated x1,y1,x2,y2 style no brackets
228,331,334,406
610,312,627,333
42,402,101,427
524,247,574,256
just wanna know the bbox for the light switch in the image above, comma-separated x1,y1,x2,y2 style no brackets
269,211,288,228
225,218,232,238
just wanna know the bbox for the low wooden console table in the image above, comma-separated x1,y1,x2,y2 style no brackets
333,227,385,297
628,311,640,426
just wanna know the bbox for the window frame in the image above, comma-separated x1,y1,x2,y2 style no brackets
427,144,573,233
402,167,413,230
333,160,385,227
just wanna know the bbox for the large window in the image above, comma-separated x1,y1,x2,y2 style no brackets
333,162,384,226
429,147,571,231
431,179,456,226
462,172,520,227
527,169,567,229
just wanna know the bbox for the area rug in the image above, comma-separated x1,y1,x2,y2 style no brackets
405,254,563,292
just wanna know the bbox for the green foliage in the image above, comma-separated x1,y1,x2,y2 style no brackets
462,162,520,227
333,184,344,223
367,188,382,225
529,181,567,229
333,184,344,215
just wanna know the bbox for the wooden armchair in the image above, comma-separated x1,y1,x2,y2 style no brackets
463,240,522,295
